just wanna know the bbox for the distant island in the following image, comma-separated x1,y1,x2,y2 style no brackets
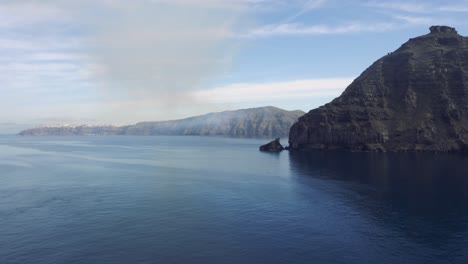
289,26,468,152
19,106,304,138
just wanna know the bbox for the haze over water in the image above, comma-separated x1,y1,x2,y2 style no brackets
1,136,467,264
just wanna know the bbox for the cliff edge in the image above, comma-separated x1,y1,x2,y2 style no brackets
289,26,468,152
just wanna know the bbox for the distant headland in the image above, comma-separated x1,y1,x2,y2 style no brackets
18,106,304,138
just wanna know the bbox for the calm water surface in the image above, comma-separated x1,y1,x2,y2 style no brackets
1,136,468,264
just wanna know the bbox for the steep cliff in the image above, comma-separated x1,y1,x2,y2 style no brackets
123,106,304,137
289,26,468,152
19,106,304,138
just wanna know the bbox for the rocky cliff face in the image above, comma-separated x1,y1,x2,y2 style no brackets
259,138,284,152
123,106,303,137
18,125,124,136
19,106,304,138
289,26,468,152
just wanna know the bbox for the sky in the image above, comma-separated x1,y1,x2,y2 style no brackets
1,0,468,126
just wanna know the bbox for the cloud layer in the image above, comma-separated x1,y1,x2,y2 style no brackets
0,0,468,124
0,0,257,122
195,78,353,103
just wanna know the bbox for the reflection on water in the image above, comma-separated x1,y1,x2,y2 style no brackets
289,151,468,214
1,136,468,264
289,150,468,258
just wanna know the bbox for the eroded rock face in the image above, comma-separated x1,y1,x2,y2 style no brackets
259,138,284,152
430,25,457,34
289,26,468,152
19,107,304,138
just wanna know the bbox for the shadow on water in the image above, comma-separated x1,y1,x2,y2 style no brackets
289,150,468,214
288,150,468,255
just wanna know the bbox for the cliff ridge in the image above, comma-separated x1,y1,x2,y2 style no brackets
289,26,468,152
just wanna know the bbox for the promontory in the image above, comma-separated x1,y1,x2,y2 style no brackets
19,106,304,138
289,26,468,152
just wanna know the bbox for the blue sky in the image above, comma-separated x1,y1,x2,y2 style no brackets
1,0,468,125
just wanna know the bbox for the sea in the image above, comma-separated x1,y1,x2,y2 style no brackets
1,135,468,264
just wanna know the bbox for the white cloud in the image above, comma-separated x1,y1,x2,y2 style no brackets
28,52,89,61
242,0,465,38
0,36,83,51
244,22,396,37
194,78,353,103
0,38,37,50
0,0,263,123
367,1,468,13
392,15,437,25
0,2,66,28
1,0,465,123
282,0,328,22
438,5,468,12
366,2,431,13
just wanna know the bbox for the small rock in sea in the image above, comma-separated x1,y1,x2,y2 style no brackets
259,138,284,152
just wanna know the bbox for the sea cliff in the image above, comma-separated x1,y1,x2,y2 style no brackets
20,106,304,138
289,26,468,152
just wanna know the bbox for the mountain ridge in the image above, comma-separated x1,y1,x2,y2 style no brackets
19,106,304,138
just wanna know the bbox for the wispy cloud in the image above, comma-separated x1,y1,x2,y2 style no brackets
366,2,431,13
0,0,466,123
241,0,468,38
391,15,436,25
0,2,66,28
244,22,396,37
194,78,353,103
282,0,328,23
28,52,89,62
437,5,468,12
0,0,263,122
367,1,468,13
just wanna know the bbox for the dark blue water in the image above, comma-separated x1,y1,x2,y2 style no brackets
1,136,468,264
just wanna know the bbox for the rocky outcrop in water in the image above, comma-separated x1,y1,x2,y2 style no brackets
289,26,468,152
259,138,284,152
